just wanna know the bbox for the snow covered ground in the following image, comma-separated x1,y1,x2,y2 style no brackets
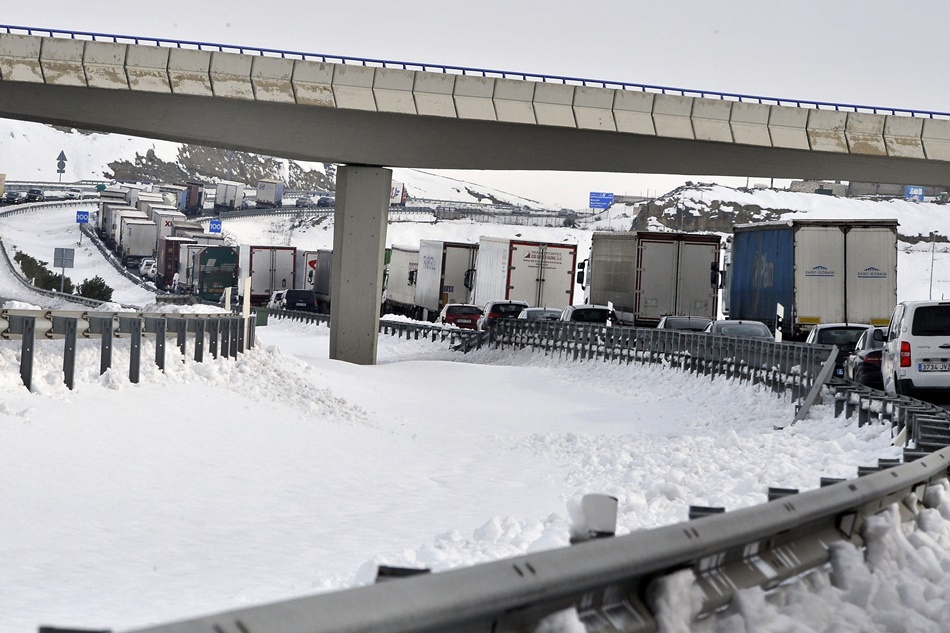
3,189,950,631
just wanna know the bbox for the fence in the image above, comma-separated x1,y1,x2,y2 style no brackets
1,309,255,391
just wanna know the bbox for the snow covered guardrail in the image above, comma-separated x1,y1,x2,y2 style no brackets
120,448,950,633
1,309,255,391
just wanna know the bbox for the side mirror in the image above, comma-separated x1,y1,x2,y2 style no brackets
874,329,887,342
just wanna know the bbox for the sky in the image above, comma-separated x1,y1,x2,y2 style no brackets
3,186,950,630
4,1,950,207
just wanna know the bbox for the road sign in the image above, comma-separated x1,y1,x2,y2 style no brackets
589,192,614,209
904,185,924,202
56,150,67,175
208,218,222,234
76,211,89,224
53,247,75,268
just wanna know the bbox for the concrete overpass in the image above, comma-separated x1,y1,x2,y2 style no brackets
1,28,949,364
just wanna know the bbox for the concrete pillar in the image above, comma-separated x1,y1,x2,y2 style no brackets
329,166,391,365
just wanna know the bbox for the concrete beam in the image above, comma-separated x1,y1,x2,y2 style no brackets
329,166,390,365
291,59,335,107
613,91,656,135
768,105,809,150
730,102,771,146
845,112,886,156
806,109,848,153
373,67,416,115
883,116,925,159
533,82,575,127
125,45,171,93
652,94,694,139
83,41,129,90
332,64,377,111
493,77,536,124
573,85,616,131
0,33,44,83
210,51,254,100
413,71,456,117
453,75,496,120
692,99,733,143
40,38,86,87
922,118,950,161
250,56,295,103
168,48,213,97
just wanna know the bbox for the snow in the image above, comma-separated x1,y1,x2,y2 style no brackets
3,132,950,631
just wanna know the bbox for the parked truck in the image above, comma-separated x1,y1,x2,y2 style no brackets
414,239,478,320
295,250,319,290
238,245,296,305
471,237,577,310
578,231,721,327
312,249,333,313
156,235,197,291
725,219,898,340
119,219,158,268
382,244,419,316
180,181,205,217
214,180,246,213
255,179,285,208
178,245,239,301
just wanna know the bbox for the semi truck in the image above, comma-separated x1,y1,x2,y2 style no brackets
181,245,239,302
119,219,157,268
255,179,285,208
414,239,478,320
382,244,419,316
238,245,296,305
312,249,333,313
578,231,721,327
471,237,577,310
725,219,898,340
295,250,319,289
157,235,197,291
180,181,205,217
214,180,246,213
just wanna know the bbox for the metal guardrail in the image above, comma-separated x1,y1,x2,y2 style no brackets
1,309,255,391
2,23,947,120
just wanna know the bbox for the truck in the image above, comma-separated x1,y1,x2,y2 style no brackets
255,179,285,208
578,231,721,327
238,245,296,305
214,180,246,213
295,249,319,289
149,205,187,240
471,237,577,310
390,181,408,206
382,244,419,316
179,245,239,301
119,219,157,268
312,249,333,313
414,239,478,320
109,208,148,250
180,181,205,217
725,219,898,340
157,235,198,291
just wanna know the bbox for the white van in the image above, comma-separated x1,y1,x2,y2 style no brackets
882,300,950,398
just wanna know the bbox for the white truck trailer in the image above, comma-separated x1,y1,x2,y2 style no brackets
471,237,577,310
119,219,157,268
255,179,285,208
214,180,246,213
382,244,419,316
414,239,478,320
238,245,296,305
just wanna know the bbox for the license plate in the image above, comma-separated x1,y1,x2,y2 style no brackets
919,363,950,372
295,302,306,307
834,368,843,377
457,319,472,324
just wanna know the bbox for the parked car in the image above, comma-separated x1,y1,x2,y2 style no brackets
138,258,156,277
4,190,22,204
517,307,563,321
844,326,887,388
559,304,619,325
25,188,44,202
267,290,288,310
437,303,482,329
143,261,158,281
882,300,950,399
282,289,318,312
477,300,530,331
294,196,312,208
656,315,713,331
316,197,335,207
804,323,873,379
703,319,774,340
64,187,83,199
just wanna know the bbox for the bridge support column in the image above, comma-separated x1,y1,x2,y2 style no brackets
329,165,391,365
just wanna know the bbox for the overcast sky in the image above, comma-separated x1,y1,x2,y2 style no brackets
4,1,948,205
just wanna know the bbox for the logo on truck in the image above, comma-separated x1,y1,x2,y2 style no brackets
805,265,835,277
857,266,887,279
523,250,563,270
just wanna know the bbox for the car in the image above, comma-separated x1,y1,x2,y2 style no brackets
282,289,318,312
804,323,873,379
143,261,158,281
3,190,22,204
437,303,482,329
517,307,563,321
294,196,312,208
267,290,287,310
477,300,530,331
882,300,950,399
844,326,887,388
703,319,774,340
316,197,335,207
138,258,156,277
656,315,713,331
25,188,44,202
559,304,619,325
64,187,83,199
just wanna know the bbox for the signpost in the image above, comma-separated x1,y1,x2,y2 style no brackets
589,192,615,209
76,210,89,244
208,218,222,234
56,150,67,182
53,247,75,293
904,185,924,202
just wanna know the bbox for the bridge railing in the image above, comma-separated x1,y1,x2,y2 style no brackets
2,23,946,120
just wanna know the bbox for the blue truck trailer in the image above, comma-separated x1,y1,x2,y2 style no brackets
724,219,898,340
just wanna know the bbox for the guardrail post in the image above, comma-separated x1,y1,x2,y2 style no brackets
63,317,77,390
129,317,142,384
221,319,231,359
209,319,219,359
94,316,113,375
176,318,187,359
16,315,35,392
229,318,239,357
237,317,246,354
248,313,256,349
194,319,205,363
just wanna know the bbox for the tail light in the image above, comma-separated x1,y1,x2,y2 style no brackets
488,312,501,319
900,341,911,368
864,351,882,366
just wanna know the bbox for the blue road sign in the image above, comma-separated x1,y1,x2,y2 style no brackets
589,192,614,209
904,185,924,202
75,210,89,224
208,218,222,234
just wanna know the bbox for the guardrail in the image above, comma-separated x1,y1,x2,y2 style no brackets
2,23,946,120
1,309,255,391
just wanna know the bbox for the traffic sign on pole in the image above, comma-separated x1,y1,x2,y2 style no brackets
208,218,222,234
589,192,614,209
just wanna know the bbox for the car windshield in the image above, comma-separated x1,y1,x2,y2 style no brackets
816,327,868,349
663,317,712,331
527,309,561,320
446,305,481,316
570,308,612,323
718,322,771,338
494,303,526,316
912,305,950,336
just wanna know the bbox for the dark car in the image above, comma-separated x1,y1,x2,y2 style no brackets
282,289,318,312
656,315,713,331
4,190,22,204
805,323,872,379
477,300,530,331
844,326,887,388
703,319,774,340
316,197,335,207
25,188,44,202
437,303,482,329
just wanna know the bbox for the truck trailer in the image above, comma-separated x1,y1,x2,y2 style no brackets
579,231,721,327
214,180,246,213
119,219,157,268
182,245,239,302
157,235,198,291
312,249,333,313
382,244,419,316
238,245,296,305
295,250,319,289
725,219,898,340
414,239,478,320
471,237,577,310
255,179,285,208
